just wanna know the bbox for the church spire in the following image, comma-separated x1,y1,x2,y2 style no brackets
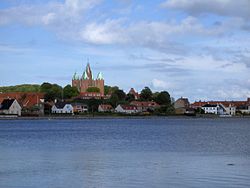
86,62,92,80
72,71,77,80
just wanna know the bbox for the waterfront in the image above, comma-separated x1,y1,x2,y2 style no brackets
0,118,250,188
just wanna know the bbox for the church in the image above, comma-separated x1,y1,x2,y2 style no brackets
72,63,104,96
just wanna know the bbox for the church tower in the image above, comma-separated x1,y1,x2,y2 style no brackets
72,63,104,95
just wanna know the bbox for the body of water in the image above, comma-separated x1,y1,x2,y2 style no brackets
0,118,250,187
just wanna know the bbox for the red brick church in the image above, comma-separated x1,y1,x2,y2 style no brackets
72,63,104,96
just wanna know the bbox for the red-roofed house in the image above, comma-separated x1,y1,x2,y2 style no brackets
130,101,160,112
115,104,138,114
0,92,45,115
128,88,140,100
191,98,250,115
98,104,114,112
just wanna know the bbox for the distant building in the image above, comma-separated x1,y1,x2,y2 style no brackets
115,104,138,114
72,63,104,95
128,88,140,100
51,102,73,114
202,104,226,115
98,104,114,112
75,92,106,100
130,101,160,112
0,99,22,116
174,97,190,114
72,103,88,113
0,92,44,115
191,98,250,115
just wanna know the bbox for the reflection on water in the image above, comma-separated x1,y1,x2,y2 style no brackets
0,118,250,188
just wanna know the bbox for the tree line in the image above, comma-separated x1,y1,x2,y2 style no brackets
0,83,175,114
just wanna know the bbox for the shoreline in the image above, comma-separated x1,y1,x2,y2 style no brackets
1,114,250,120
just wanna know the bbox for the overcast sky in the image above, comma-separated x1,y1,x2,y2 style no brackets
0,0,250,101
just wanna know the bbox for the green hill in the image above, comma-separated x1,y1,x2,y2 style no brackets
0,84,41,93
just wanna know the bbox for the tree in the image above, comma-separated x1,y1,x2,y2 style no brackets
86,87,100,93
140,87,153,101
88,98,102,113
63,85,79,99
104,85,119,95
194,107,205,114
109,93,119,107
113,89,126,101
125,93,135,102
0,84,40,93
40,82,62,101
154,91,171,105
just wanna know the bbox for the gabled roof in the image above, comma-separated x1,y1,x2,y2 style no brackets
99,104,113,110
82,71,89,79
192,100,248,108
54,102,71,109
96,72,104,80
0,99,15,110
128,88,140,98
119,104,137,110
130,101,160,107
202,104,218,107
0,92,44,108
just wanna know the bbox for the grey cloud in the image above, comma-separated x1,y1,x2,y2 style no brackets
161,0,250,20
96,61,189,75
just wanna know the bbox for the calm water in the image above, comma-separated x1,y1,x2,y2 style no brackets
0,118,250,188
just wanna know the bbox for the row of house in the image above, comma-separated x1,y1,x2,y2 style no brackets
50,101,160,115
174,97,250,116
0,92,45,116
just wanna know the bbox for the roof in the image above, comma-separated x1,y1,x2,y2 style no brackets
82,71,89,79
0,92,44,108
54,102,71,109
71,102,88,106
99,104,113,110
176,97,189,104
0,99,15,110
130,101,160,107
202,104,218,107
128,88,140,98
96,72,104,80
191,100,248,108
119,104,137,110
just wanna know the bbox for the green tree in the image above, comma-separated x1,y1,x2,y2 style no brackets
104,85,119,95
109,93,119,107
88,98,102,113
40,82,62,101
86,87,100,93
194,107,205,114
140,87,153,101
0,84,40,93
125,93,135,102
113,89,126,101
63,85,79,99
154,91,171,105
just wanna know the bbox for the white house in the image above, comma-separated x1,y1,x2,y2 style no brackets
221,103,236,115
202,104,226,115
115,104,138,114
0,99,22,116
51,102,74,114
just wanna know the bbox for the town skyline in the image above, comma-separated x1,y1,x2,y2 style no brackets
0,0,250,101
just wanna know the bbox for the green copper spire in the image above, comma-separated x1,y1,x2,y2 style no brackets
82,71,89,79
72,72,77,80
97,72,104,80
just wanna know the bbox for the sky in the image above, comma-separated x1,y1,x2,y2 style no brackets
0,0,250,101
